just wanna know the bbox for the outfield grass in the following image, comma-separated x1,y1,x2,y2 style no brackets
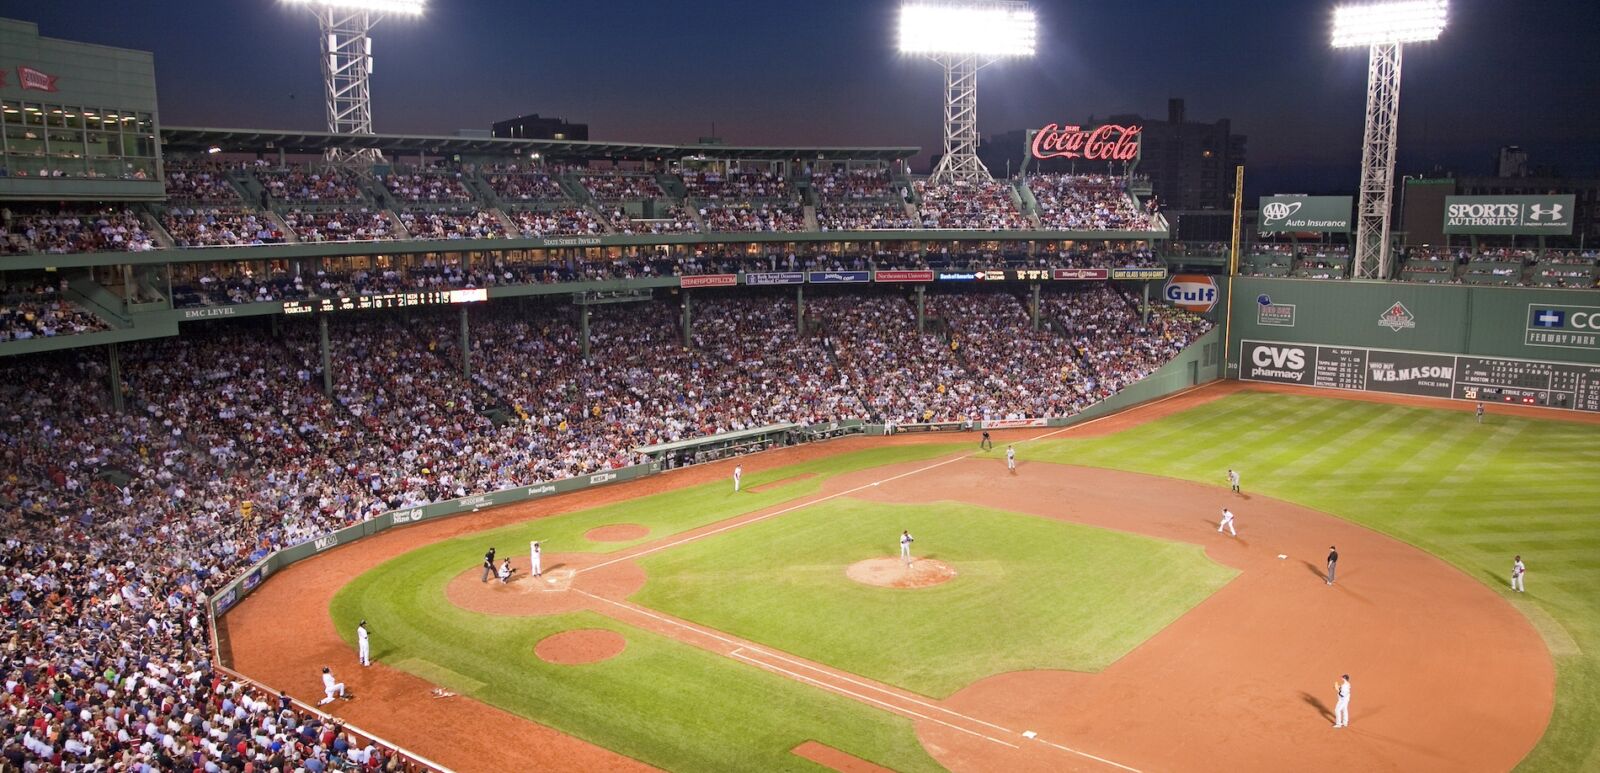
1026,391,1600,772
332,443,965,771
633,498,1235,697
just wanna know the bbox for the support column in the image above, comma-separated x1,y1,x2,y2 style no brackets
319,315,333,397
106,343,124,414
1029,283,1041,331
915,285,926,334
681,291,693,349
1142,281,1152,324
796,285,805,334
580,304,591,361
459,306,471,379
121,265,135,308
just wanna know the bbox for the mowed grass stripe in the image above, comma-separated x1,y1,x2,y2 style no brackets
1028,392,1600,773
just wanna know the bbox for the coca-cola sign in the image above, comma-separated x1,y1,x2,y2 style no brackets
1031,123,1142,162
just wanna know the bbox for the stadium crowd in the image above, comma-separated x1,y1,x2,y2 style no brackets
1,207,156,254
161,208,286,248
914,181,1031,230
282,208,396,243
1028,174,1153,231
0,284,1212,768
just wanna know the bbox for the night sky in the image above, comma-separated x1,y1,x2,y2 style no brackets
4,0,1598,195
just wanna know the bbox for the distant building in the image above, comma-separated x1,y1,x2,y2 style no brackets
491,113,588,142
1496,146,1529,178
1105,99,1246,212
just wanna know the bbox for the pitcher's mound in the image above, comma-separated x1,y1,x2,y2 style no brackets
535,629,626,665
846,558,957,589
585,524,649,542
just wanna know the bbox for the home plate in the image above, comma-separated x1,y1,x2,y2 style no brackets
540,569,576,592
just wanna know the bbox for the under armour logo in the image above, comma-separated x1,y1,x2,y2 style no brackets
1529,204,1564,221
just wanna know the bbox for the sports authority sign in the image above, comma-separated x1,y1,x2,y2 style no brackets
1443,195,1576,235
1525,304,1600,351
1258,196,1352,233
1029,124,1143,162
1163,274,1218,313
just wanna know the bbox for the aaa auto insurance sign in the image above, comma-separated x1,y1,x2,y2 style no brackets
1443,195,1576,235
1162,274,1218,313
1258,195,1352,233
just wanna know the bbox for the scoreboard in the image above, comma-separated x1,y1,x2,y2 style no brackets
282,288,487,315
1240,340,1600,413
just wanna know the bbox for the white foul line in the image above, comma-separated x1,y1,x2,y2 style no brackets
729,648,1019,748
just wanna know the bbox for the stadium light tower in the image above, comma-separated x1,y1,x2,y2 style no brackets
898,2,1036,185
284,0,425,163
1332,0,1447,279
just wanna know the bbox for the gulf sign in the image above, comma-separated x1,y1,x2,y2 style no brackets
1162,274,1219,313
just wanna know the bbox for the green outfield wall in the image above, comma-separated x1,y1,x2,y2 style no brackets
1226,278,1600,367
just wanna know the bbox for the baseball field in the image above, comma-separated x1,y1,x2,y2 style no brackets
222,382,1599,772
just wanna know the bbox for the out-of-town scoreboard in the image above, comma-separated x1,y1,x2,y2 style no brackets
1240,340,1600,413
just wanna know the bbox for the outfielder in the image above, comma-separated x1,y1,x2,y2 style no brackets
900,530,914,565
319,666,351,705
1476,402,1485,424
733,464,743,492
530,540,543,578
1326,546,1339,586
1217,507,1236,536
1006,445,1016,472
1227,468,1241,493
1333,674,1351,728
357,620,371,667
1511,555,1525,593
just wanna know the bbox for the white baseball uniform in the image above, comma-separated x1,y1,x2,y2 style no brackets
1218,508,1236,536
733,465,742,492
320,670,346,705
900,532,914,563
357,624,370,666
1333,678,1351,727
1006,447,1016,471
530,541,542,577
1511,558,1525,592
1228,470,1241,492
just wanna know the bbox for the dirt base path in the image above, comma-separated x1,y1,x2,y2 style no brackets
222,382,1561,772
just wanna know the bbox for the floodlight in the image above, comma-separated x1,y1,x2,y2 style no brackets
1331,0,1445,47
282,0,424,15
1333,0,1448,280
898,3,1037,57
286,0,422,162
898,2,1035,184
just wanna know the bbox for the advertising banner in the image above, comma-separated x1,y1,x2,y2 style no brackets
1525,303,1600,351
1258,196,1353,233
1363,349,1456,398
1255,293,1296,327
874,270,935,283
1163,274,1219,312
981,418,1048,429
1030,124,1143,162
1053,268,1110,281
744,271,805,286
1240,341,1314,385
1443,195,1576,235
1112,267,1168,280
680,274,738,288
808,270,871,284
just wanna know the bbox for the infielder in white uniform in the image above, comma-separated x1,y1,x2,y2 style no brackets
733,464,743,492
1227,469,1241,493
357,620,371,667
319,666,350,705
1511,555,1525,592
1333,674,1351,728
900,530,914,565
1217,507,1236,536
530,540,543,578
1006,445,1016,472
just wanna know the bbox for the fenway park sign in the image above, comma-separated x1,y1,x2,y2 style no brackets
1031,123,1142,162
